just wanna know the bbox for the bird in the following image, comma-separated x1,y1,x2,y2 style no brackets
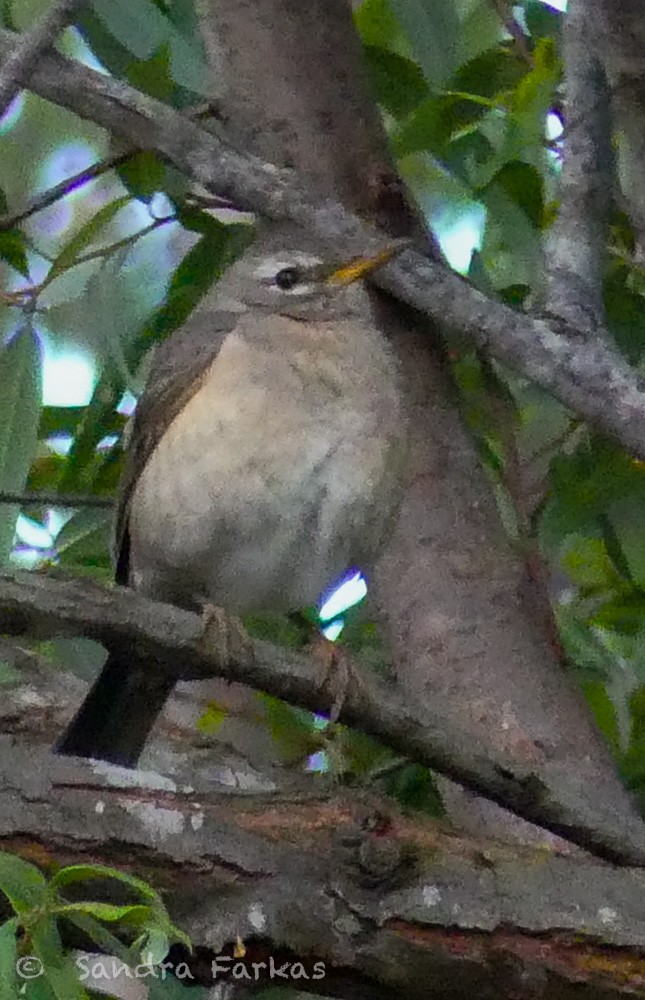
56,226,407,767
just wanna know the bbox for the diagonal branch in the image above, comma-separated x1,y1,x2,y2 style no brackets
0,0,88,117
2,30,645,459
1,569,645,866
0,150,133,231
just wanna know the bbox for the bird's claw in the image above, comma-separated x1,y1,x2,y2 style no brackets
196,601,252,670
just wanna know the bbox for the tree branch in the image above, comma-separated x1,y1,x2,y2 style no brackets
545,0,613,334
0,491,113,508
2,737,645,999
2,29,645,458
0,0,88,117
0,151,133,232
1,569,645,865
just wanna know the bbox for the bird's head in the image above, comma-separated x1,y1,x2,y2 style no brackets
223,239,406,319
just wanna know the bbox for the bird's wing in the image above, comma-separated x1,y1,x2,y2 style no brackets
114,309,242,583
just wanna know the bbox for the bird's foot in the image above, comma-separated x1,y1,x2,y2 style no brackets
196,602,253,671
309,636,360,725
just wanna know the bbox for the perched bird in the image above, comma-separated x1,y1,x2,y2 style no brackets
56,227,406,767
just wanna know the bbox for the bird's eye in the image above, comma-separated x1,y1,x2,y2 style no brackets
274,266,301,290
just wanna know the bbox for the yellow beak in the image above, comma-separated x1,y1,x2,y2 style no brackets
325,239,409,286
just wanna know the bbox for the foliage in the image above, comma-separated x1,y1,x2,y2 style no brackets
0,851,190,998
2,0,645,939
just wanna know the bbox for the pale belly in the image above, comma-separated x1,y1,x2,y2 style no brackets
128,324,404,612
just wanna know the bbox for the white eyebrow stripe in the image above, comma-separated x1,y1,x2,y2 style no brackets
253,255,323,279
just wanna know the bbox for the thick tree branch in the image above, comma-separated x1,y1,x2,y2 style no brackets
546,0,613,333
1,570,645,866
1,738,645,1000
3,30,645,459
0,0,88,117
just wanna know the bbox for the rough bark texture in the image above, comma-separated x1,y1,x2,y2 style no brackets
546,0,612,332
3,1,645,994
2,738,645,1000
194,0,644,858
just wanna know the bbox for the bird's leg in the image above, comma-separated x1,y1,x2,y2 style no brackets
312,637,351,725
289,611,361,725
195,600,253,671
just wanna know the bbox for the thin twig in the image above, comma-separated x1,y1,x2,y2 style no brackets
0,150,134,232
0,0,89,117
66,214,175,269
0,491,114,508
488,0,533,66
0,108,239,234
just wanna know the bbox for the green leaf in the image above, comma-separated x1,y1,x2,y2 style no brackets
478,174,543,288
0,660,20,685
0,229,29,277
363,46,429,116
384,763,444,816
452,45,527,102
47,196,132,281
0,853,47,914
54,508,111,564
607,493,645,588
482,160,544,228
34,953,88,1000
38,407,83,439
0,917,19,1000
524,0,562,45
133,926,170,966
354,0,404,49
506,36,560,167
556,611,616,675
340,729,392,776
196,701,228,735
604,266,645,364
91,0,167,59
394,95,465,158
56,902,152,924
0,326,41,564
458,0,502,66
117,151,168,203
127,42,176,102
389,0,460,88
581,680,621,756
77,0,208,103
590,593,645,635
56,372,123,493
63,911,132,964
29,918,63,973
136,220,252,356
50,864,157,901
50,866,191,952
261,695,320,765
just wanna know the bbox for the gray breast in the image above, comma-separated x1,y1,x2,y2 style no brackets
127,311,405,612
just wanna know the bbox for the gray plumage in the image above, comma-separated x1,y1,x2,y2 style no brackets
57,231,406,765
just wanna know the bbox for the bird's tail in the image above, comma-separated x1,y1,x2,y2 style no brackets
56,653,176,767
